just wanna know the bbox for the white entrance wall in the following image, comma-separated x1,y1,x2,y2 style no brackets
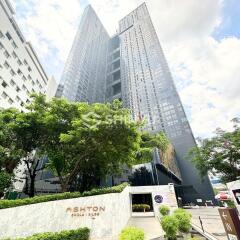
0,185,177,240
130,184,178,219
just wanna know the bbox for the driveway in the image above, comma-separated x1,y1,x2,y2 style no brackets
187,207,227,240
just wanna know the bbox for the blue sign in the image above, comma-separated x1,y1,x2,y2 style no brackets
154,195,163,203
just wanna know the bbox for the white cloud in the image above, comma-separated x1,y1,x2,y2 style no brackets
11,0,240,138
12,0,82,79
167,36,240,137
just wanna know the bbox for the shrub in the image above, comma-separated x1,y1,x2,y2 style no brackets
159,205,170,216
225,200,236,208
132,204,150,212
0,183,128,209
8,228,90,240
173,208,192,233
160,215,178,240
119,227,145,240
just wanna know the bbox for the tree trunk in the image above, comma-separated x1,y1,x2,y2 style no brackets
61,182,69,193
29,175,35,197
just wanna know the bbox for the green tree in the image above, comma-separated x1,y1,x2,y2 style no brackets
136,131,170,163
188,118,240,183
0,108,24,196
0,94,48,197
44,99,142,192
0,108,23,174
0,171,11,197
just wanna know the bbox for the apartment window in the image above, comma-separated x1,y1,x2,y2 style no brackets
22,84,27,91
27,74,31,80
28,66,32,72
113,50,120,59
16,86,20,92
0,31,4,38
1,81,8,88
10,79,15,86
22,75,27,82
23,59,28,65
8,98,13,104
0,42,4,49
112,82,121,95
113,60,120,69
1,91,7,99
15,96,21,102
17,69,22,76
17,59,22,65
4,61,10,69
31,80,35,86
113,70,120,81
10,69,16,76
6,32,12,40
20,101,24,107
12,51,17,58
12,41,17,49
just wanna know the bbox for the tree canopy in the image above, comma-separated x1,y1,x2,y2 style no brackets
188,118,240,183
0,93,171,195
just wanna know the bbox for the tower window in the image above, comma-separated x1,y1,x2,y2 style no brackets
6,32,12,40
113,70,120,81
1,81,7,88
112,82,121,95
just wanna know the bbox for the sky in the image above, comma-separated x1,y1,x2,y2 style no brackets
11,0,240,139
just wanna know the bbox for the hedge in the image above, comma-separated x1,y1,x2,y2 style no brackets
8,227,90,240
0,183,128,209
119,227,145,240
132,204,150,212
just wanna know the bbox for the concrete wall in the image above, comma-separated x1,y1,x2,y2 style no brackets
0,185,177,239
0,187,131,240
129,185,178,219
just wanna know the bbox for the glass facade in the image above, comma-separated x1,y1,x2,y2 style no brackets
56,5,109,103
117,3,214,202
56,3,215,203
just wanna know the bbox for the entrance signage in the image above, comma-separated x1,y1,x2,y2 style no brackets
154,195,163,203
66,206,106,219
218,208,240,240
0,185,178,239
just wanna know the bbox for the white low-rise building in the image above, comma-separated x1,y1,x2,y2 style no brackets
0,0,49,110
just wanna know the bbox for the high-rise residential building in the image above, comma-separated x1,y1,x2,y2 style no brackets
56,5,109,103
0,0,54,197
0,0,49,110
56,3,214,203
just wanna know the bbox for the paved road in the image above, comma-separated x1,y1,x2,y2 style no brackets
187,207,227,240
127,216,164,240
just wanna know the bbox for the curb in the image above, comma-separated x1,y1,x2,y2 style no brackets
191,223,220,240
